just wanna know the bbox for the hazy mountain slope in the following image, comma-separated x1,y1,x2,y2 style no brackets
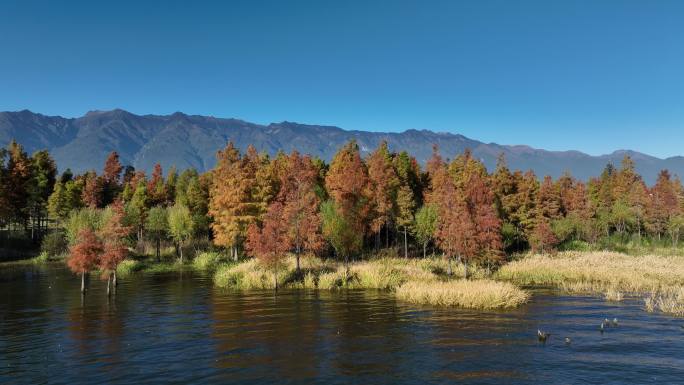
1,109,682,184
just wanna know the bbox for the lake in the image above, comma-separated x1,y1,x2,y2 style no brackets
1,264,683,384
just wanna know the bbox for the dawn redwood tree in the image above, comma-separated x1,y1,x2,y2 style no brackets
102,151,123,205
146,206,169,261
321,200,362,279
466,172,503,271
529,217,558,254
82,171,104,209
427,148,469,275
414,204,437,258
68,228,103,294
278,151,324,273
99,199,132,295
28,150,57,240
209,143,272,261
324,141,371,266
396,184,415,258
5,141,33,230
127,180,149,241
246,202,290,290
147,163,167,207
168,203,194,263
366,141,399,248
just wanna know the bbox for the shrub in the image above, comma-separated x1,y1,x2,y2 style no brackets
117,259,143,276
40,231,68,257
193,251,225,271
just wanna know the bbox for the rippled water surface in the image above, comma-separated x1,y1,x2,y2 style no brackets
1,264,684,384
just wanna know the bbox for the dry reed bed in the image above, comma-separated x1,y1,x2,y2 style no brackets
496,251,684,316
214,255,528,309
395,280,529,309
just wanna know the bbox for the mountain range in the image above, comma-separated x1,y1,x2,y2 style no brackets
1,109,682,184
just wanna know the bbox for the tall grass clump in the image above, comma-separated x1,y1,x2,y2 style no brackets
192,251,226,271
116,259,144,276
396,280,529,309
644,287,684,316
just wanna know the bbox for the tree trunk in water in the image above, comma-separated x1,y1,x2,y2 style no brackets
274,271,278,292
179,243,184,264
404,228,408,258
113,270,118,287
81,272,86,294
106,274,111,297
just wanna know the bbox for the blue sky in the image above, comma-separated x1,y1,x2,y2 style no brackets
1,0,683,157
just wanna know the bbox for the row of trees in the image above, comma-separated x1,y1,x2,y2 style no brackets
3,139,684,291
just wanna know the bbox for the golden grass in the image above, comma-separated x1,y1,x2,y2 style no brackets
497,251,684,316
213,254,530,309
395,280,529,309
497,251,684,293
644,287,684,316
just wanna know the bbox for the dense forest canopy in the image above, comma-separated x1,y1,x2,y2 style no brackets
2,138,684,277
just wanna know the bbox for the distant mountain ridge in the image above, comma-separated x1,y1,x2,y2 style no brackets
1,109,682,184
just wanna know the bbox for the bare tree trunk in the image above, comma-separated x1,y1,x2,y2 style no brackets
156,238,161,262
404,228,408,258
107,274,111,297
274,270,278,292
295,251,301,274
447,256,452,276
81,272,86,294
179,242,184,264
113,270,118,287
423,242,427,259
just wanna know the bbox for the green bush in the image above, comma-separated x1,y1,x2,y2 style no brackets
32,251,51,264
193,251,226,271
40,231,68,256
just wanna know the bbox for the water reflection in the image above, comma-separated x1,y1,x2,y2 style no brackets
1,265,684,384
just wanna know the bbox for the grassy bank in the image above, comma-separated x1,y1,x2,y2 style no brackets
214,254,529,309
497,251,684,316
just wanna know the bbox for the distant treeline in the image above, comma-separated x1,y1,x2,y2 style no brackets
2,139,684,270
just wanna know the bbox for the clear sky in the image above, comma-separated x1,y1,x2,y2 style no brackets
1,0,683,157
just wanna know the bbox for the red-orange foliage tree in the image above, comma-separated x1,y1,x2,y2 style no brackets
278,151,324,273
366,141,399,248
246,202,290,290
147,163,167,206
82,171,103,209
99,199,132,295
68,229,103,294
102,151,123,205
324,141,371,265
529,217,558,254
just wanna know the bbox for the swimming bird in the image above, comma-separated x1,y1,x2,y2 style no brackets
564,337,571,344
600,322,605,334
611,318,618,327
603,318,611,327
538,329,551,343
